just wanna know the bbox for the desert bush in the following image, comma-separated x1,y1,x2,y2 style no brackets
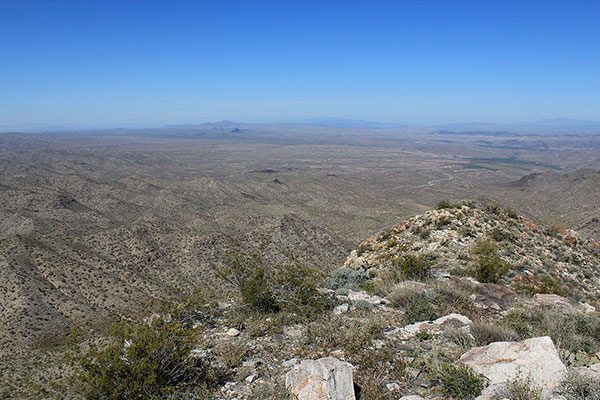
214,339,251,369
436,200,454,209
471,239,509,283
445,327,474,349
356,242,372,256
554,370,600,400
388,286,439,324
499,308,600,356
65,318,219,400
351,348,423,400
395,254,434,281
513,273,567,297
304,315,384,353
220,249,332,317
431,280,477,318
436,215,453,228
492,374,542,400
485,203,501,215
504,207,519,219
436,362,487,399
327,267,369,292
490,227,513,242
241,267,279,313
470,321,519,346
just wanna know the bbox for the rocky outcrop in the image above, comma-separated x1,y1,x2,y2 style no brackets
386,313,472,340
459,336,566,398
285,357,355,400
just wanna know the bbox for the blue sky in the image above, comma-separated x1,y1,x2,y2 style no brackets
1,0,599,129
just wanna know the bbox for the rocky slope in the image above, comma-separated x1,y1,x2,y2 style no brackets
345,202,600,308
36,203,600,400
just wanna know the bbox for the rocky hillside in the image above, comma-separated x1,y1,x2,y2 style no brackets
29,203,600,400
345,202,600,308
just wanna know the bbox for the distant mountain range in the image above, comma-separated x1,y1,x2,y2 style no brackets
2,117,600,135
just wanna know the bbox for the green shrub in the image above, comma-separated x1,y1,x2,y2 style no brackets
504,207,519,219
395,254,434,281
471,239,509,283
437,362,487,399
356,242,372,256
221,249,332,317
66,318,218,400
351,348,423,400
490,227,513,242
271,261,333,317
470,321,519,346
327,267,369,291
436,215,453,228
389,286,439,324
416,330,432,341
304,315,384,353
241,268,279,313
485,203,501,215
499,308,600,356
436,200,453,210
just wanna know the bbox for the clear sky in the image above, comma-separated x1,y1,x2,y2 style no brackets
1,0,599,129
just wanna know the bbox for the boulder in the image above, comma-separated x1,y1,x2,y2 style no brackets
387,313,472,340
459,336,566,398
533,294,573,309
286,356,355,400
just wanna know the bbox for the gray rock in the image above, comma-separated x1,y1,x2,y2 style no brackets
284,325,305,338
285,356,355,400
346,289,386,305
460,336,566,398
334,303,350,315
399,396,425,400
282,358,298,368
533,294,573,309
573,362,600,380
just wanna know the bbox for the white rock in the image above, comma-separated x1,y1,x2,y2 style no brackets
394,313,472,340
399,396,425,400
225,327,240,337
245,374,258,383
459,336,566,398
334,303,350,315
347,289,385,305
433,313,472,326
285,356,355,400
581,302,597,313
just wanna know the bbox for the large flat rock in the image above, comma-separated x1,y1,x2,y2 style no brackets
459,336,566,398
285,356,355,400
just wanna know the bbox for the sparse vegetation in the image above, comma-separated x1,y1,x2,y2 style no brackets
471,239,510,283
389,285,439,324
554,370,600,400
63,318,220,400
435,362,487,400
220,249,333,317
470,321,519,346
492,374,542,400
